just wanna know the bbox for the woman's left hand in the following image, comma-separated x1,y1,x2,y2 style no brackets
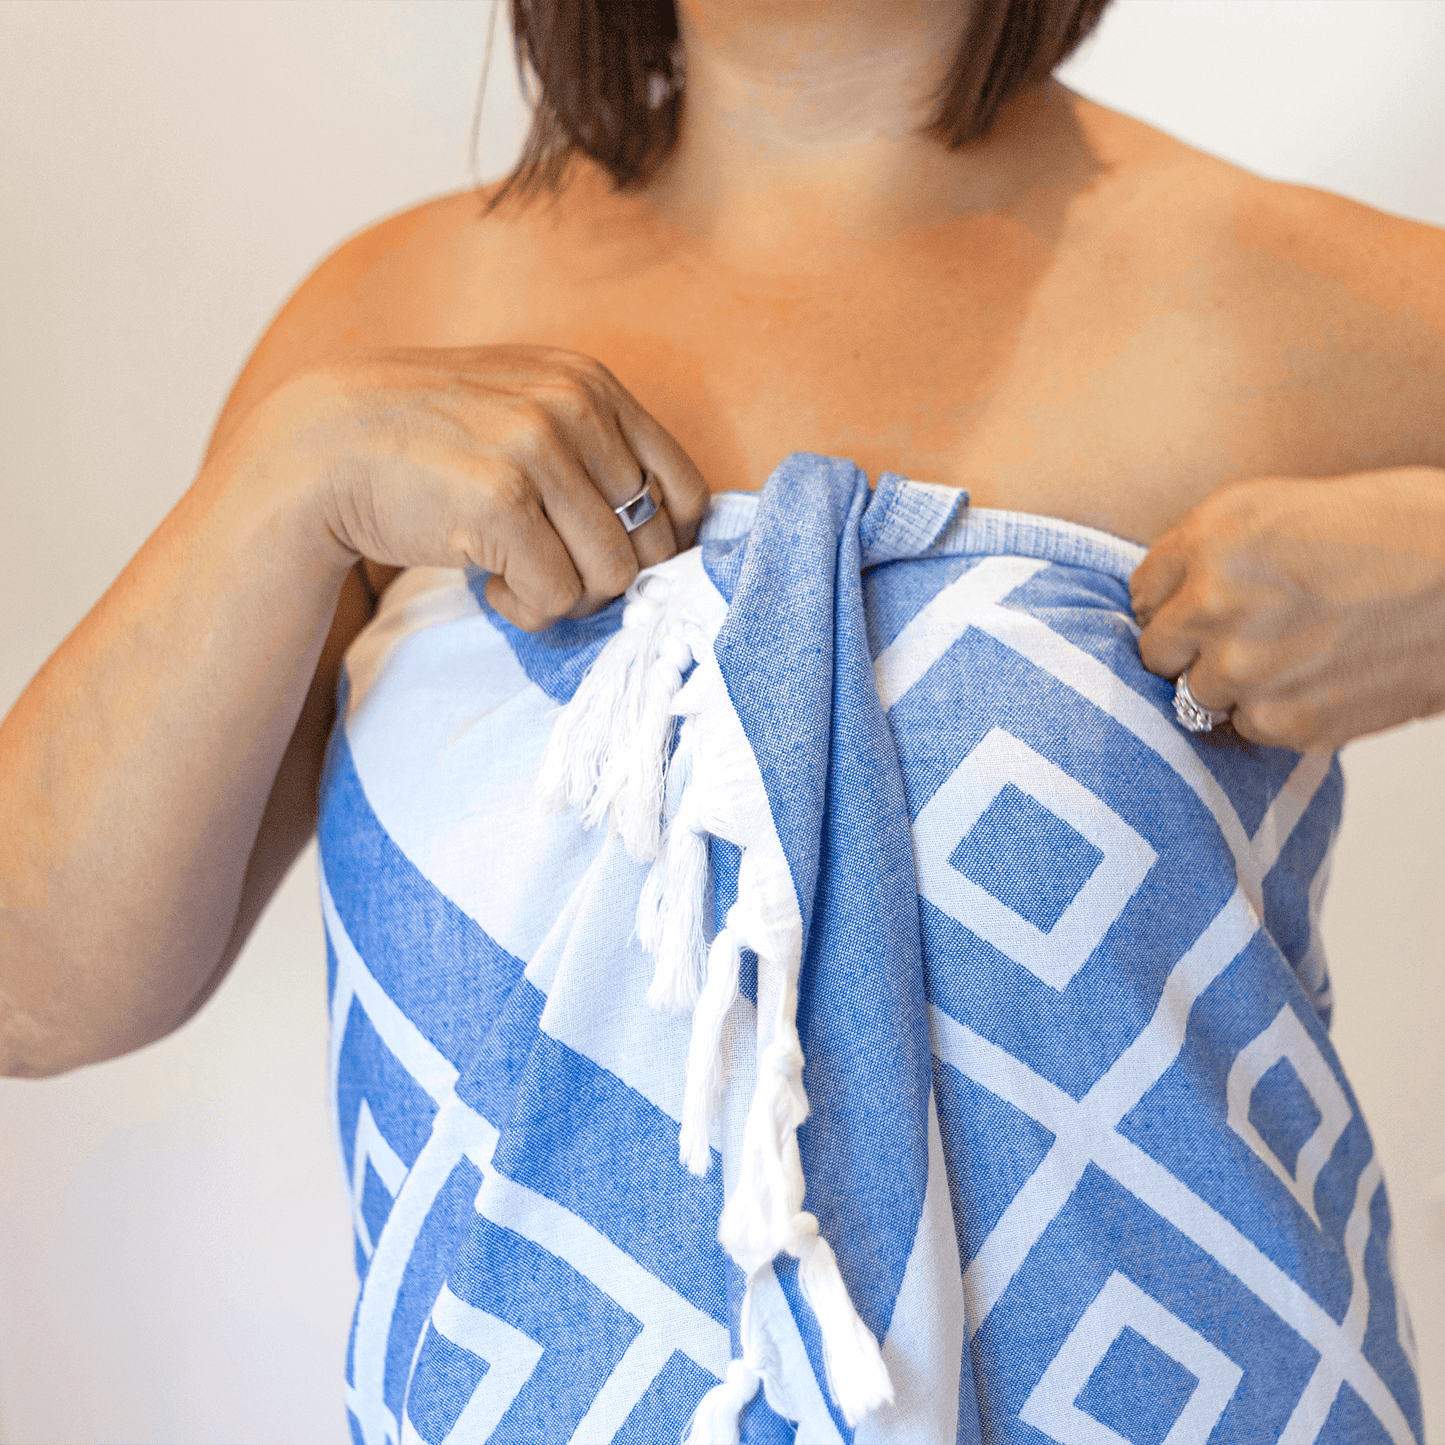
1130,468,1445,752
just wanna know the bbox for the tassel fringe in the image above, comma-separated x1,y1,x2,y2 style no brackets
797,1227,896,1424
682,1358,761,1445
679,905,745,1175
538,561,894,1432
536,575,695,863
636,734,713,1014
717,1030,809,1268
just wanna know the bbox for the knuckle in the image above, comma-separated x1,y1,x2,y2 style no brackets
1239,696,1310,748
547,376,594,422
679,480,711,525
1212,637,1251,688
1128,572,1152,615
558,578,587,614
602,546,640,594
660,472,710,539
572,352,611,382
606,549,641,595
446,522,478,565
1161,517,1203,564
538,571,584,619
1191,571,1231,622
481,463,537,520
1135,618,1186,677
497,601,543,635
510,396,557,447
1228,704,1268,745
571,353,618,392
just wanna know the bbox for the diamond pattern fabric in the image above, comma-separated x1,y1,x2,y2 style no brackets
319,455,1422,1444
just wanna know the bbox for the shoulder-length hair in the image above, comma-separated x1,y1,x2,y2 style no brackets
489,0,1111,206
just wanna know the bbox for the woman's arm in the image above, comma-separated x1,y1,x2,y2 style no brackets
0,410,357,1076
0,220,708,1079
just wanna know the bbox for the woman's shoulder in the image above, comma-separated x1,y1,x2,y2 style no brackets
296,163,632,340
249,179,558,353
1224,167,1445,329
1081,94,1444,297
1223,170,1445,472
1082,98,1445,476
202,175,588,460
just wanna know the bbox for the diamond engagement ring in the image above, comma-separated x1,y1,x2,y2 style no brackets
1173,671,1231,733
615,469,661,533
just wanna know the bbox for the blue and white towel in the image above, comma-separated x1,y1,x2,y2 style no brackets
318,453,1423,1444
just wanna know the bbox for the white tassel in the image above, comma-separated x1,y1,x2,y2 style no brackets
716,991,897,1427
535,619,649,819
795,1224,895,1426
678,905,745,1175
603,630,694,859
717,1032,809,1270
636,736,715,1014
681,1358,760,1445
535,575,696,863
638,820,710,1013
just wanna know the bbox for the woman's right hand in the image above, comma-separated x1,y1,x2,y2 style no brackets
238,343,711,630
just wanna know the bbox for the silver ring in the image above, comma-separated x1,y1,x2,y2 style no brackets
1173,670,1230,733
614,469,661,533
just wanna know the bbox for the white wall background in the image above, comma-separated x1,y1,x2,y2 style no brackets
0,2,1439,1440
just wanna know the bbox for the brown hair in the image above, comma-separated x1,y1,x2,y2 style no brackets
490,0,1111,207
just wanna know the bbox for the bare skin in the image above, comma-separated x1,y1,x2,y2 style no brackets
2,0,1444,1076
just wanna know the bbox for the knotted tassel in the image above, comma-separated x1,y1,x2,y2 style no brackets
535,615,652,820
602,630,695,859
635,734,718,1014
636,818,710,1013
717,1006,897,1427
794,1219,895,1426
681,1358,761,1445
535,575,696,862
717,1031,809,1266
678,903,746,1175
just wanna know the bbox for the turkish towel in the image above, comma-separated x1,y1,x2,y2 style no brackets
319,453,1423,1445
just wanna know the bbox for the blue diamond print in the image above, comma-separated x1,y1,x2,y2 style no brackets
947,783,1105,932
1072,1326,1200,1445
1248,1056,1324,1177
407,1322,490,1445
364,1156,398,1248
933,1057,1055,1264
359,1160,394,1249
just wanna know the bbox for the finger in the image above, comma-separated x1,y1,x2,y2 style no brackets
1178,647,1236,715
482,493,586,630
517,423,644,611
1129,534,1188,625
612,467,681,564
607,385,710,549
565,407,680,569
1135,590,1205,680
485,572,563,633
1230,692,1321,752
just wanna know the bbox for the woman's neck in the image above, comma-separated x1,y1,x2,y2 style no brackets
645,0,1096,251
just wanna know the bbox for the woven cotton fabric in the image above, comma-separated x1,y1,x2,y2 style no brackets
318,453,1423,1444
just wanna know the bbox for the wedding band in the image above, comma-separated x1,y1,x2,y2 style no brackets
615,469,661,533
1173,670,1231,733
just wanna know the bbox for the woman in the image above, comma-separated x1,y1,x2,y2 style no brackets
1,0,1438,1439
